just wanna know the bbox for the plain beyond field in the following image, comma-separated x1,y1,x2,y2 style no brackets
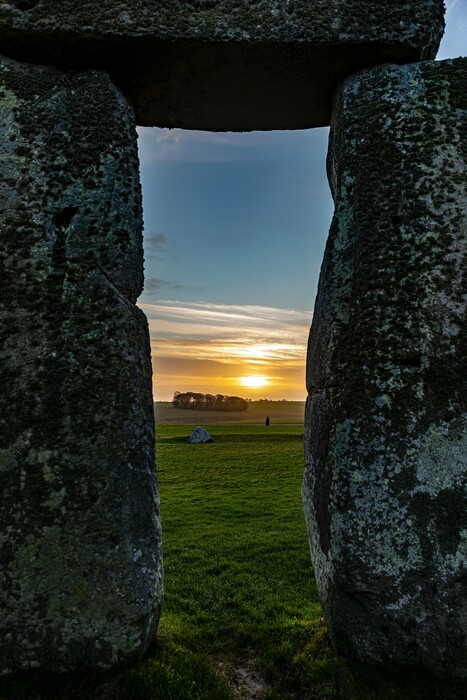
155,400,306,425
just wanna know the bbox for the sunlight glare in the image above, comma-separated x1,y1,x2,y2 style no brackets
239,375,270,388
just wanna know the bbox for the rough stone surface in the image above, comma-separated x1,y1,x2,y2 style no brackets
0,1,445,129
303,58,467,677
0,55,163,673
189,427,213,444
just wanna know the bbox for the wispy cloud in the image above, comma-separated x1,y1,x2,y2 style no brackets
137,127,325,164
138,128,256,163
445,0,461,14
143,232,174,261
152,337,307,368
140,300,311,345
138,300,311,399
144,232,167,250
143,279,203,296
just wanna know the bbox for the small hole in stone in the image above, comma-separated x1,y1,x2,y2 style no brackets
399,354,422,369
54,207,79,230
390,214,402,228
10,0,40,10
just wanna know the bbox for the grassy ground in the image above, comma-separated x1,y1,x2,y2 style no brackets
1,425,464,699
155,401,305,425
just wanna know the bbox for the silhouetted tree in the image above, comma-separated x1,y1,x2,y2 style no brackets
172,391,248,412
226,396,248,411
204,394,216,410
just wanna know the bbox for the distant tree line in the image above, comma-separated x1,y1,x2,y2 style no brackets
172,391,249,412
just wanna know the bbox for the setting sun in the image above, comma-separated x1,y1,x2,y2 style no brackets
239,375,270,388
142,301,310,400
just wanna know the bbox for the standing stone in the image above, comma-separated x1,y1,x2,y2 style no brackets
303,59,467,677
0,1,445,129
0,55,163,673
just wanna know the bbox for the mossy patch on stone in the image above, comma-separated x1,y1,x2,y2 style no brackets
0,55,163,675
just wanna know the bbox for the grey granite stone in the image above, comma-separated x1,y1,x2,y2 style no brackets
188,427,213,444
0,1,445,129
303,58,467,677
0,54,163,673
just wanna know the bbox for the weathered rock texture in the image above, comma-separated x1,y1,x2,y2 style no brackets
189,427,213,444
303,58,467,677
0,55,163,673
0,1,445,129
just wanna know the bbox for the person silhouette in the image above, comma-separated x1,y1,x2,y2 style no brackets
265,416,270,426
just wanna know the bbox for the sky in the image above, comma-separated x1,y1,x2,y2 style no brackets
137,2,466,402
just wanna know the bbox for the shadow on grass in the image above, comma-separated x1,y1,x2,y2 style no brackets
2,636,465,700
0,640,231,700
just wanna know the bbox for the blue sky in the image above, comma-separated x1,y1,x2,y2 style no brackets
137,3,466,401
137,129,331,311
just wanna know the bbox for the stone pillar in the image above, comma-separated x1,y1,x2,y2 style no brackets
303,58,467,677
0,55,163,673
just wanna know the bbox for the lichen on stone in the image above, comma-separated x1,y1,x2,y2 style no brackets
0,54,163,674
0,1,446,129
303,58,467,678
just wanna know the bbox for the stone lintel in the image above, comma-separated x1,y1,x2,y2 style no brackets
0,0,445,129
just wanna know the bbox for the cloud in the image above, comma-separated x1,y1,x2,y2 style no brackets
138,299,311,402
141,300,311,325
137,126,329,164
445,0,461,13
151,336,307,368
143,279,202,296
143,278,172,293
140,300,311,339
144,232,167,250
143,232,172,261
138,300,312,391
137,128,262,164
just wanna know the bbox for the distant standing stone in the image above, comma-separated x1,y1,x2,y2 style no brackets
189,427,213,443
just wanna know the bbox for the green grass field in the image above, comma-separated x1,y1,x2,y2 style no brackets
1,425,464,699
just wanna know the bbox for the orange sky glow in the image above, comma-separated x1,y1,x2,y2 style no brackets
138,301,311,401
